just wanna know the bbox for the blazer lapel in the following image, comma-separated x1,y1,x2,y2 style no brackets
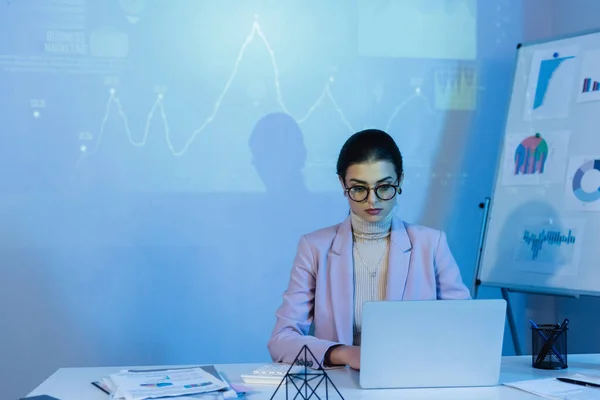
329,216,354,345
386,217,413,300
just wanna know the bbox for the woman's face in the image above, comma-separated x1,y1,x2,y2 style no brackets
339,160,401,223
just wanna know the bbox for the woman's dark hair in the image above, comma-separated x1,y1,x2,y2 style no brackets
336,129,403,181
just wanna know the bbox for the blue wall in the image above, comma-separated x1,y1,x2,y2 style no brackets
0,1,577,399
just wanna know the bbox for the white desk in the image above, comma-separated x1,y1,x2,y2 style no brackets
27,354,600,399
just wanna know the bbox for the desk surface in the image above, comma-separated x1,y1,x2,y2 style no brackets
28,354,600,400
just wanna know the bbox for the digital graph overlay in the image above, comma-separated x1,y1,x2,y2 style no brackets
434,66,477,110
572,159,600,203
533,52,575,110
78,16,438,161
522,228,576,261
514,133,548,175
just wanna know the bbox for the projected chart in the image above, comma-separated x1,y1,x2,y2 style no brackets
565,156,600,211
524,47,578,120
502,131,570,185
434,65,477,110
357,0,476,60
119,0,148,23
513,218,585,276
0,0,458,193
577,49,600,103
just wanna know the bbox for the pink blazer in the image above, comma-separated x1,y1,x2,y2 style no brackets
267,215,471,366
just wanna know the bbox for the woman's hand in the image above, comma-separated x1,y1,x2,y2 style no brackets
329,345,361,370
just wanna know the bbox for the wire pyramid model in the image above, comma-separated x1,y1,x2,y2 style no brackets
270,345,345,400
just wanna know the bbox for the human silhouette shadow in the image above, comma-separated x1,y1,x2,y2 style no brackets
249,112,309,196
211,112,344,361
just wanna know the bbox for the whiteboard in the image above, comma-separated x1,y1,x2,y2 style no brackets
478,29,600,297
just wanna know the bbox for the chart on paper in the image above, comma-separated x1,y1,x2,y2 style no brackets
524,47,578,120
513,218,585,276
577,49,600,103
565,156,600,211
501,131,570,185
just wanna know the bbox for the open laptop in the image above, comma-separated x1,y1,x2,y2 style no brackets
359,299,506,389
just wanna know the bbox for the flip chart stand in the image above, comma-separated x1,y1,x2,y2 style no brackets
269,345,345,400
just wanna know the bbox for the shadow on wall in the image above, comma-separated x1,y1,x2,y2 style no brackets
184,111,346,363
249,111,309,195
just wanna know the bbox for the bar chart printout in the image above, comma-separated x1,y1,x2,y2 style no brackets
512,219,584,277
578,49,600,102
521,229,576,261
582,77,600,92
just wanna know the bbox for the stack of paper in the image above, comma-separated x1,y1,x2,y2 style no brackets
504,374,600,399
98,366,241,400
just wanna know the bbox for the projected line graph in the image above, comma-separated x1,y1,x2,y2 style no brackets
521,228,576,260
78,15,436,161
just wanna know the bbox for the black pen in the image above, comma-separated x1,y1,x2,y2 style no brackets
91,381,111,395
556,377,600,388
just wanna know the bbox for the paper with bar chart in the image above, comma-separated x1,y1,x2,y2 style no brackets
501,131,570,186
513,218,585,276
564,155,600,211
524,46,579,121
577,49,600,103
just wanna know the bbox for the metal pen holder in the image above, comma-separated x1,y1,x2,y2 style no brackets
531,323,568,370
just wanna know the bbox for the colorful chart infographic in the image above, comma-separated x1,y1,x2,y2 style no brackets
501,131,570,186
566,157,600,209
514,133,548,175
524,47,578,121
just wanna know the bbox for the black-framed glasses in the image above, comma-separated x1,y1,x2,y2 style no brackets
345,183,400,202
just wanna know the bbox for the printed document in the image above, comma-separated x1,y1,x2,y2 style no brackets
504,374,600,399
108,367,229,400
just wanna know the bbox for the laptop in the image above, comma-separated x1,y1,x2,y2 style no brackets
359,299,506,389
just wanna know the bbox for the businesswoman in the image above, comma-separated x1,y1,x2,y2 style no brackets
267,129,471,370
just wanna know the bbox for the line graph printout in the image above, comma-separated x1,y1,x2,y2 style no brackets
501,131,570,186
523,46,579,121
512,218,586,276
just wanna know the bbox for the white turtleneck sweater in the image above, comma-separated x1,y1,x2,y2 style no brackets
350,211,393,346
